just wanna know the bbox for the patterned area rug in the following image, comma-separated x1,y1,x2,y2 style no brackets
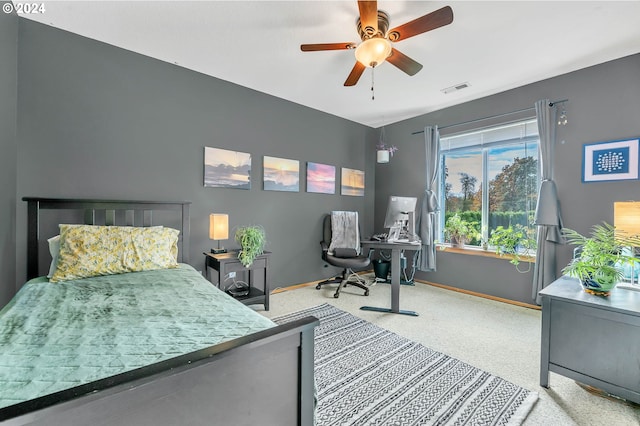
273,303,538,426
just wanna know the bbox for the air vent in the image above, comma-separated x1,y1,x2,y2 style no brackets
441,82,470,94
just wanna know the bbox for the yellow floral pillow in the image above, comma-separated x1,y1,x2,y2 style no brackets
50,225,179,282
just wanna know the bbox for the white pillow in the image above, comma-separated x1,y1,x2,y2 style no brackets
47,235,61,279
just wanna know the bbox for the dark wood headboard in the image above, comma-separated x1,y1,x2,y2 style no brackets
23,197,191,280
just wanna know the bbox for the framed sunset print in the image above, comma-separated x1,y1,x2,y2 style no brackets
263,156,300,192
341,167,364,196
204,147,251,189
306,162,335,194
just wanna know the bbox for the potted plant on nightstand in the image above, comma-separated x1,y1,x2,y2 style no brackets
444,213,477,248
235,225,266,267
562,222,640,296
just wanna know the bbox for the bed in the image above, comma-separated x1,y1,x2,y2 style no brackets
0,198,318,426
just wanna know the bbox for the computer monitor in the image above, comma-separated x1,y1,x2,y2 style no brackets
383,196,418,240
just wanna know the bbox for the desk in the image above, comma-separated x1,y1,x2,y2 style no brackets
204,251,271,310
360,240,421,316
539,276,640,403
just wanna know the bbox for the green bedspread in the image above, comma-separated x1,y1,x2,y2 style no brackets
0,264,275,409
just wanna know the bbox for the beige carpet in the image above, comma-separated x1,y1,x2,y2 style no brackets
260,276,640,426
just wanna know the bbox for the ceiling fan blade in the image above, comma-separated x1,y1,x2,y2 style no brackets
344,62,366,86
301,43,357,52
358,0,378,36
387,48,423,76
387,6,453,42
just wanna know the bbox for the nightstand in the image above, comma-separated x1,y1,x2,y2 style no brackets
203,251,271,310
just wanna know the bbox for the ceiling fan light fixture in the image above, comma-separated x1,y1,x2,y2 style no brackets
355,37,392,68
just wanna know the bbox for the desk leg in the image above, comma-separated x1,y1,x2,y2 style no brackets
361,247,418,317
390,248,401,312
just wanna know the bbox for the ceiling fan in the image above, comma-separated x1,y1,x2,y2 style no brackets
301,1,453,86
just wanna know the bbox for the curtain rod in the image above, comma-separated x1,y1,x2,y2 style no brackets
411,99,568,135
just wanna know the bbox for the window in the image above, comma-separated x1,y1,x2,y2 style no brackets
439,119,540,248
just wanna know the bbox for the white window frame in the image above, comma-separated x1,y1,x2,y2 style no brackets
438,119,541,246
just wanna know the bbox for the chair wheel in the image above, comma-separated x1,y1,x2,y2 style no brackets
316,285,321,290
334,293,339,298
364,290,369,296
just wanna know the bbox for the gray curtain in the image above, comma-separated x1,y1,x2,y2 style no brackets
416,126,440,271
532,99,564,304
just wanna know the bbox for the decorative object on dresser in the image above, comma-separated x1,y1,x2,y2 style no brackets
562,222,640,296
209,213,229,254
614,201,640,288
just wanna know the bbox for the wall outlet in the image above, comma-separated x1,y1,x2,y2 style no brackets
228,271,236,279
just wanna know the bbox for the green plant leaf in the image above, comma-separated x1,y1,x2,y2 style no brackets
235,226,266,267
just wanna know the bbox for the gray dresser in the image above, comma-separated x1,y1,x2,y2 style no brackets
539,276,640,404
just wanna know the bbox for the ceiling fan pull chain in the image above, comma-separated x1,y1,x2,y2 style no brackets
371,67,375,100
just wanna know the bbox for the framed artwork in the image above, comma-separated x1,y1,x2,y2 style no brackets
306,162,335,194
263,156,300,192
341,167,365,196
204,147,251,189
582,138,639,183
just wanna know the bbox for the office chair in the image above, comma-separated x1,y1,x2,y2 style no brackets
318,212,371,298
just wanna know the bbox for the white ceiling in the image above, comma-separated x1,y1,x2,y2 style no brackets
18,1,640,128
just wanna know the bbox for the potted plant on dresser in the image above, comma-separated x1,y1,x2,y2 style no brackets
562,222,640,296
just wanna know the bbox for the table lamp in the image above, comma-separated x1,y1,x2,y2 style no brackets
614,201,640,285
209,213,229,254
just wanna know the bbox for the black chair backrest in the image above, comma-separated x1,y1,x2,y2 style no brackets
322,214,332,244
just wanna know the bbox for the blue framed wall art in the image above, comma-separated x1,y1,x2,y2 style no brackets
582,138,639,183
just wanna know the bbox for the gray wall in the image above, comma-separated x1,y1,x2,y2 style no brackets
377,53,640,304
0,5,18,308
10,16,640,307
13,20,375,298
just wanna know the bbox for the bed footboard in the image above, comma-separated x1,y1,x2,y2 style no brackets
1,317,318,426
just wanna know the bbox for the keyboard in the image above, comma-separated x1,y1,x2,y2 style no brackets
371,233,388,241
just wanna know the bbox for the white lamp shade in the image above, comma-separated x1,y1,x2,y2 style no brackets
377,150,390,163
614,202,640,236
209,214,229,240
355,38,392,68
